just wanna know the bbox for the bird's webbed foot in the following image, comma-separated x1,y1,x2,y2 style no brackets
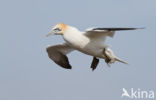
90,57,99,71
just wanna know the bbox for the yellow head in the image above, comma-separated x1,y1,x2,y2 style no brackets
46,23,68,37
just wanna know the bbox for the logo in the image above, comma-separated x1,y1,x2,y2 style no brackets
121,88,155,99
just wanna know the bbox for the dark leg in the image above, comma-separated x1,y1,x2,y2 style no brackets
90,57,99,71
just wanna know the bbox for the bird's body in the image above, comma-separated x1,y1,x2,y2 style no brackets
63,26,105,58
46,23,141,70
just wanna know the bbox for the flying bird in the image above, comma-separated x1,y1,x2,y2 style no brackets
46,23,141,70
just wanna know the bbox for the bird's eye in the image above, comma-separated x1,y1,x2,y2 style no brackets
54,28,61,31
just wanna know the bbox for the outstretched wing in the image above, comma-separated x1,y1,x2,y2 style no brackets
85,27,140,43
46,43,74,69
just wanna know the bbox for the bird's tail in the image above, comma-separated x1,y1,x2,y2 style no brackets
115,57,128,65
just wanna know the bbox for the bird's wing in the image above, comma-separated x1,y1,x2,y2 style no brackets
46,43,74,69
85,27,140,43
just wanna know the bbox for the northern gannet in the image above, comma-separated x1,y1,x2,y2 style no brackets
46,23,141,70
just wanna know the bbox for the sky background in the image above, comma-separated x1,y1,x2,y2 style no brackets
0,0,156,100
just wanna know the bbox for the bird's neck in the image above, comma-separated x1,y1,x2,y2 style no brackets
63,27,90,48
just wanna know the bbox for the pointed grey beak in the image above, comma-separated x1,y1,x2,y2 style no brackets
46,30,55,37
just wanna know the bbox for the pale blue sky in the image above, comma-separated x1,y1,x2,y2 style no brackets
0,0,156,100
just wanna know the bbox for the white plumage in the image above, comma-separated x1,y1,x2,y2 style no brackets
46,23,140,70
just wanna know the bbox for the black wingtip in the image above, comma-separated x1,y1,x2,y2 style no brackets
65,65,72,69
57,62,72,69
125,27,146,30
93,27,145,31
